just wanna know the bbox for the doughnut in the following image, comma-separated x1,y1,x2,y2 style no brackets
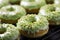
38,4,60,25
0,23,19,40
17,14,49,38
0,5,26,24
20,0,46,14
0,0,9,8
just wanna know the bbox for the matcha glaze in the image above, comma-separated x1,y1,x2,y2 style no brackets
17,14,49,33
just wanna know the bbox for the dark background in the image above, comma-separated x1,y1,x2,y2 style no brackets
20,25,60,40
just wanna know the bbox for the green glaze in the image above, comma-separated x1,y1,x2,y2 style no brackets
0,0,9,8
0,5,26,20
20,0,46,10
39,4,60,24
0,24,19,40
38,4,55,20
17,14,49,33
50,11,60,22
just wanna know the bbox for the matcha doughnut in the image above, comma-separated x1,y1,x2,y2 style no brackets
0,5,26,24
0,24,19,40
38,4,60,25
17,14,49,38
20,0,46,14
9,0,21,5
0,0,9,8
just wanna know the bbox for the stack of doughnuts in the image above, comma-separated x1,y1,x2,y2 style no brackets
0,0,60,39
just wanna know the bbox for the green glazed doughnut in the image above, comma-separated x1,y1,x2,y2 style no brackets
20,0,46,13
0,5,26,24
9,0,21,5
38,4,60,25
0,24,19,40
17,14,49,38
0,0,9,8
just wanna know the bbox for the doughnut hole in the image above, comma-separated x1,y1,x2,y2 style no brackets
0,26,6,34
6,7,15,11
50,7,55,12
27,16,36,23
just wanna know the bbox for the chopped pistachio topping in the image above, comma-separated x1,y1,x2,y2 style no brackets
39,4,60,24
17,14,49,33
0,24,19,40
